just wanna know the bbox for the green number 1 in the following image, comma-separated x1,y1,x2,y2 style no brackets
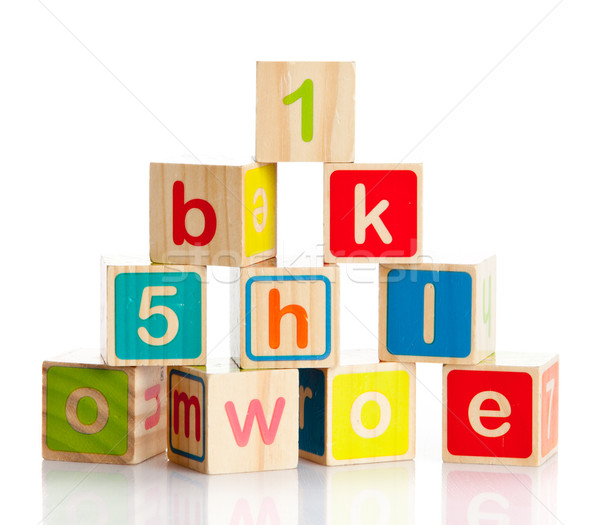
283,78,313,142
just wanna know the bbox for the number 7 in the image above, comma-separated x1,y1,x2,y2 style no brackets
545,378,555,440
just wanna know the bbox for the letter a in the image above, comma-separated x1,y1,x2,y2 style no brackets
354,183,392,244
225,398,286,447
172,181,217,246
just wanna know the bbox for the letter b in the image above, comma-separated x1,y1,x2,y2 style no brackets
172,181,217,246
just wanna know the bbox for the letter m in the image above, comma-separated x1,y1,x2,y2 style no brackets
173,390,201,442
225,398,286,447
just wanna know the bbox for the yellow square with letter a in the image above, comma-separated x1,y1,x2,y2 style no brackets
244,165,276,257
332,370,410,460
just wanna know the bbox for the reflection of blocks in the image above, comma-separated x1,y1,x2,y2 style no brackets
442,457,558,525
299,352,415,465
167,361,298,474
231,264,340,369
168,466,298,525
101,259,206,366
42,350,166,464
324,163,423,263
443,352,559,466
380,257,496,364
42,454,168,524
150,161,276,267
256,61,355,162
299,460,415,525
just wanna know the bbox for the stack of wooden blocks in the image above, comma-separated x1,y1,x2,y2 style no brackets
42,61,559,474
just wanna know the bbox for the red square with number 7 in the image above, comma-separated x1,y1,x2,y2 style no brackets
324,163,422,263
443,353,559,466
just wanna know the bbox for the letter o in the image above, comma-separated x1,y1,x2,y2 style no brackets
350,392,392,439
65,387,110,434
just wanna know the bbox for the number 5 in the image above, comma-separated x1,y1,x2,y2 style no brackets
137,286,179,346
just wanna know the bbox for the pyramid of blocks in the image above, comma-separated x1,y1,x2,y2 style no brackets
42,62,559,473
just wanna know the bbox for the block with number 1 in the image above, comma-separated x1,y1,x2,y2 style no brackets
256,61,355,162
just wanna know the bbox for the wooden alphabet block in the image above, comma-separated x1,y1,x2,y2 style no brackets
167,361,298,474
443,352,559,466
150,160,276,267
101,258,206,366
231,262,340,369
42,350,167,464
379,256,496,364
324,163,423,263
256,61,355,162
299,350,415,466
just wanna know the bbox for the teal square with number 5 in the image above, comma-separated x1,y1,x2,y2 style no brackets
114,271,203,360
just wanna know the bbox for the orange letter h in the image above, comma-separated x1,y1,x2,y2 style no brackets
268,289,308,349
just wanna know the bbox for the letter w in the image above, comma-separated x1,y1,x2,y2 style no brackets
225,398,286,447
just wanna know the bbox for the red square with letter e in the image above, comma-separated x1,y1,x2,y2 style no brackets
328,167,420,260
447,370,532,459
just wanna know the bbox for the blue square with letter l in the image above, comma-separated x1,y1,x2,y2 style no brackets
385,269,472,358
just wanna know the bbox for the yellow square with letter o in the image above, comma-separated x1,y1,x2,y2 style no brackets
332,370,410,460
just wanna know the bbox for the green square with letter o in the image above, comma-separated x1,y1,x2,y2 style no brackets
46,366,128,455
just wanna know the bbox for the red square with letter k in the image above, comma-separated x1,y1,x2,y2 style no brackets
328,168,419,259
446,370,532,459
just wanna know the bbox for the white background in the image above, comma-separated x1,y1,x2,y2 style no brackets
1,1,598,523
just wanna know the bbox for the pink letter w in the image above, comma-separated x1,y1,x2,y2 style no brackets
224,398,286,447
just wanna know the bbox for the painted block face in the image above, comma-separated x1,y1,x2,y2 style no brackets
256,61,355,162
298,369,326,457
443,353,559,466
541,361,559,456
233,265,340,369
149,161,277,267
299,359,415,466
446,370,532,459
325,164,422,262
332,370,411,460
42,352,167,464
169,369,206,464
167,363,299,474
46,366,128,456
244,164,277,257
380,257,496,365
387,270,472,358
103,262,206,366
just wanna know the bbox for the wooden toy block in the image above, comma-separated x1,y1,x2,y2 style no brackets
443,457,558,524
42,350,167,464
443,352,559,466
101,257,207,367
299,349,415,466
299,460,415,525
324,163,423,263
167,360,299,474
379,256,496,364
149,160,276,267
231,261,340,369
256,61,355,162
